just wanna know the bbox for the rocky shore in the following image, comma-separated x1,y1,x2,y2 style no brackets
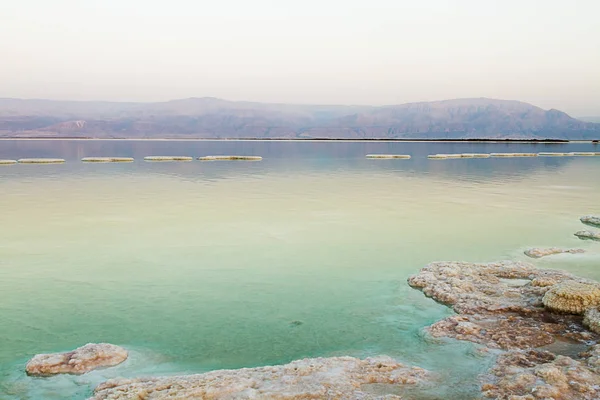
408,260,600,399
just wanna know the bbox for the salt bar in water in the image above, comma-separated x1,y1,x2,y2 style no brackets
17,158,66,164
144,156,193,161
82,157,135,162
538,152,570,156
0,159,17,165
490,153,538,157
460,153,491,158
365,154,411,159
198,156,263,161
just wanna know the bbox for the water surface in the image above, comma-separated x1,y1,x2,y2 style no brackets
1,140,599,399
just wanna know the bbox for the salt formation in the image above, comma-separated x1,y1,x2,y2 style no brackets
581,215,600,228
17,158,65,163
82,157,134,162
365,154,411,159
524,247,585,258
409,260,600,398
144,156,193,161
481,348,600,399
575,231,600,241
26,343,128,376
198,155,262,161
91,356,429,399
542,281,600,314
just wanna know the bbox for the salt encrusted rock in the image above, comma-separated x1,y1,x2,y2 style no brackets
90,356,429,400
581,216,600,228
524,247,585,259
575,231,600,241
481,348,600,400
408,261,596,349
26,343,128,376
543,281,600,314
584,308,600,334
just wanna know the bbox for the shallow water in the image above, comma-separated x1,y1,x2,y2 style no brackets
1,140,599,399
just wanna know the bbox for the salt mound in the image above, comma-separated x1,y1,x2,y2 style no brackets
542,281,600,314
581,216,600,228
26,343,128,376
575,231,600,241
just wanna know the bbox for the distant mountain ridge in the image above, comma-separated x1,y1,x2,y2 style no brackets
0,97,598,139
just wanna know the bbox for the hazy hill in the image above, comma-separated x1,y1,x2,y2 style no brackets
0,97,598,139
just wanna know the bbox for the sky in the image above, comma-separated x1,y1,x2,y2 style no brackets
1,0,599,116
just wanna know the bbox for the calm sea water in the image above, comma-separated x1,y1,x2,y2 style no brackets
1,140,599,399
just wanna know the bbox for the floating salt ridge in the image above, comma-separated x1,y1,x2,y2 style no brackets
82,157,134,163
0,159,17,165
365,154,411,159
17,158,65,164
490,153,538,157
144,156,193,161
198,155,263,161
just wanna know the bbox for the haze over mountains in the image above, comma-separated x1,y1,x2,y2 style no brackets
0,97,598,140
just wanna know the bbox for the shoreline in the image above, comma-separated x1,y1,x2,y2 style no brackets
0,137,596,143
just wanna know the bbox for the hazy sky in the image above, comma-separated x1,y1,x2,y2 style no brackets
1,0,599,115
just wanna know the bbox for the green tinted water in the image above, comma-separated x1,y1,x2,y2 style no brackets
0,141,599,399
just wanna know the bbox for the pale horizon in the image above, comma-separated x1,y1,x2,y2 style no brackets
2,0,600,116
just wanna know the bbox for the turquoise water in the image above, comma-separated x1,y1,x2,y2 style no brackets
1,140,599,399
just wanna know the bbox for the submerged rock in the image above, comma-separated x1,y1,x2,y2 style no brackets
543,281,600,314
481,348,600,399
408,261,596,349
575,231,600,241
524,247,585,258
91,356,429,400
581,216,600,228
26,343,128,376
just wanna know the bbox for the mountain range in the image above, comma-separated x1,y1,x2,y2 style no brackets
1,97,599,139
